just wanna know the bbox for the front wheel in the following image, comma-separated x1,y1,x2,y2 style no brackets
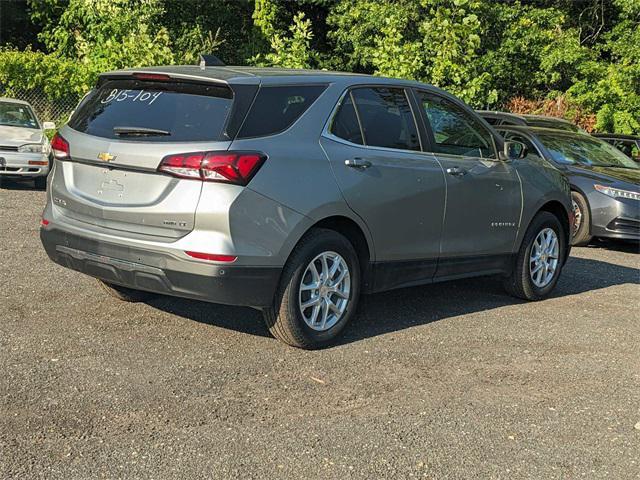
571,191,592,246
504,211,566,301
263,228,361,349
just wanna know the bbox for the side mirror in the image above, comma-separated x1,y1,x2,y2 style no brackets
503,141,527,161
42,121,56,130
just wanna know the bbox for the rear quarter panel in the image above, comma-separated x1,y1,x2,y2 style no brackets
228,81,376,265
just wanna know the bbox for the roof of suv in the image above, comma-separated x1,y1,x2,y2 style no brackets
100,65,444,90
103,65,374,84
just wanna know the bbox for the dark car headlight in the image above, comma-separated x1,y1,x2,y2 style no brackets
594,184,640,201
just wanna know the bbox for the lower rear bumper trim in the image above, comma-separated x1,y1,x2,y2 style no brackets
41,227,281,308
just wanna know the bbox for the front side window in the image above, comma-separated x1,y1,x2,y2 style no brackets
350,87,421,151
417,91,496,159
0,102,39,129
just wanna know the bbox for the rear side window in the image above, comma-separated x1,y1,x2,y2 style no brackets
330,93,364,145
351,87,420,151
237,85,326,138
417,91,496,159
69,79,233,142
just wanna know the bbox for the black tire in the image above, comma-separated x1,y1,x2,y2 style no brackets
263,228,361,349
571,191,592,246
504,211,566,301
34,176,47,190
97,279,156,302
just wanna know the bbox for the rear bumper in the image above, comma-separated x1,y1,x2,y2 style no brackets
40,226,281,308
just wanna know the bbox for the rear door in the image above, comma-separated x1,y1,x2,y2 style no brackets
321,86,446,284
53,75,246,239
414,90,521,266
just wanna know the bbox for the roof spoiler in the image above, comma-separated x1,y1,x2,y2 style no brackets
199,54,225,68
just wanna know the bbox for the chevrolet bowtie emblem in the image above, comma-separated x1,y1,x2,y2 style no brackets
97,152,116,162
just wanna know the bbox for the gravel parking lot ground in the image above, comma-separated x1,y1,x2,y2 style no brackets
1,180,639,479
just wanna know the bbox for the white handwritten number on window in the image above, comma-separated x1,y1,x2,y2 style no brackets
101,89,163,105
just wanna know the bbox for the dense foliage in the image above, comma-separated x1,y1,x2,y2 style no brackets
0,0,638,133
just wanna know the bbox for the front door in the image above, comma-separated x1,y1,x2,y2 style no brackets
414,90,521,268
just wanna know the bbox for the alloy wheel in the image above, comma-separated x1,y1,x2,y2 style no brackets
572,199,582,234
298,251,351,331
529,228,560,288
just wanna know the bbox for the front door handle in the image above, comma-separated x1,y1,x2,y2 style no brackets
446,166,467,177
345,158,372,170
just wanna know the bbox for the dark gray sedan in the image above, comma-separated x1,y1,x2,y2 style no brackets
497,126,639,245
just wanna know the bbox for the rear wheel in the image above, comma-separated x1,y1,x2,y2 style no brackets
504,211,566,301
571,191,592,246
97,279,156,302
263,228,360,349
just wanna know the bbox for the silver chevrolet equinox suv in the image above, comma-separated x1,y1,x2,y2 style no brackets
41,67,572,349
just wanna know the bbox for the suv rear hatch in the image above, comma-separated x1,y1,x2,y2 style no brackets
52,73,257,239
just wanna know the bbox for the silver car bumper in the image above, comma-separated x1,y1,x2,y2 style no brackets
40,223,281,308
0,151,50,177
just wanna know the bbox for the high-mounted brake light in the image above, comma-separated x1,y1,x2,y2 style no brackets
158,151,266,186
133,73,172,81
51,133,70,160
185,251,237,263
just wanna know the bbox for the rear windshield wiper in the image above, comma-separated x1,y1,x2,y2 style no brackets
113,126,171,137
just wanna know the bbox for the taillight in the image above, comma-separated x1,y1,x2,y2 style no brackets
185,251,237,262
158,151,266,186
51,133,70,160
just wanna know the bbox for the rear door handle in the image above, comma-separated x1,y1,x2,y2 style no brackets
446,166,467,177
345,158,372,170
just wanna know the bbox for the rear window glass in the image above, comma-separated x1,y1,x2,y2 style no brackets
68,79,234,142
237,85,326,138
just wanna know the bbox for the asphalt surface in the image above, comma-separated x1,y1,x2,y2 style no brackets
1,179,639,479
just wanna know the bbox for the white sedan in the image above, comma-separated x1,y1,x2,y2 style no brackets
0,98,55,189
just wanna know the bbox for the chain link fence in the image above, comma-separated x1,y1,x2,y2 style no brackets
0,87,81,127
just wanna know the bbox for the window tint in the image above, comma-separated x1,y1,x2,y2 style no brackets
351,87,420,151
238,85,326,138
483,117,499,126
417,92,496,158
69,79,234,142
330,93,364,145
